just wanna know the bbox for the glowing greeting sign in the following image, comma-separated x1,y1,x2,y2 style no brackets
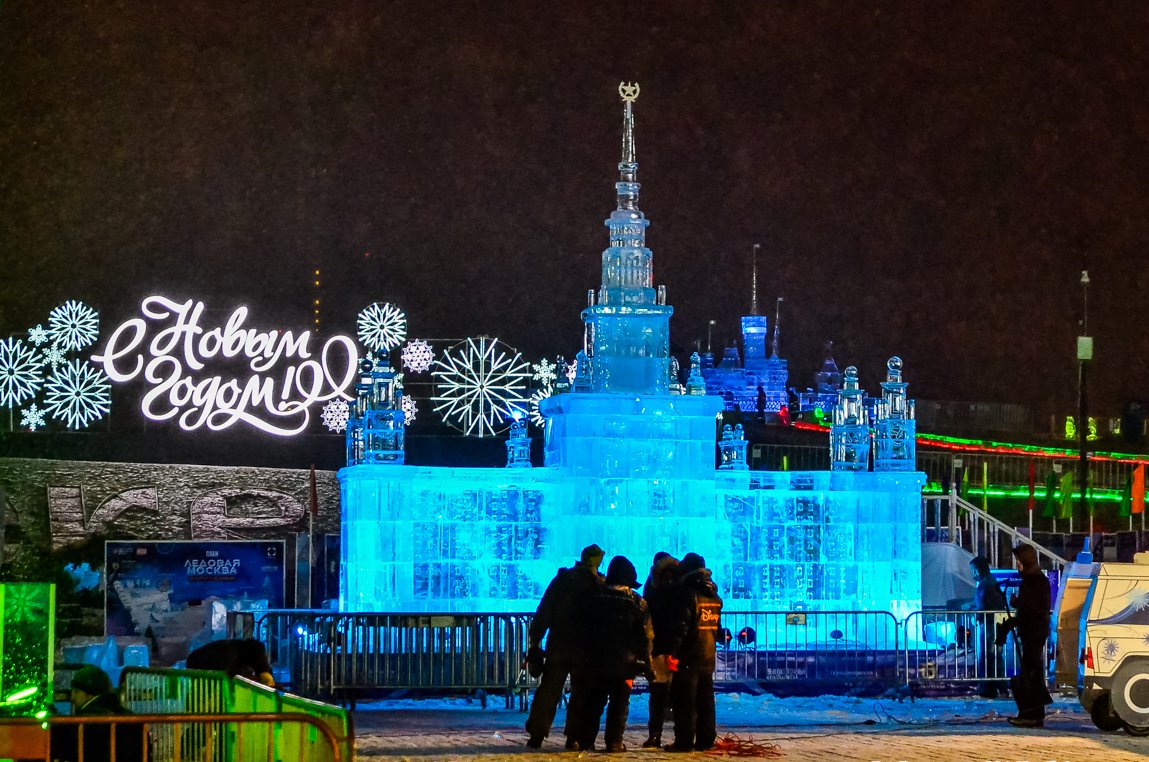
93,296,358,435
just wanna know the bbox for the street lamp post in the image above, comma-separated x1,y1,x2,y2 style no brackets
1077,270,1092,537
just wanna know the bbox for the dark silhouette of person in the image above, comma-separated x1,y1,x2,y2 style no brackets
51,665,145,762
663,552,723,752
525,543,606,749
186,638,275,686
968,556,1007,698
642,551,679,748
570,555,652,753
1000,544,1052,727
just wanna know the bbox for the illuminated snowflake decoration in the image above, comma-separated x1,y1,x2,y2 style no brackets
356,302,408,352
532,358,558,386
401,339,435,373
320,399,350,433
566,359,578,384
529,385,553,427
41,345,67,370
43,359,111,429
20,403,47,431
48,300,99,352
1100,639,1120,663
0,337,43,408
401,395,418,425
431,337,530,438
27,324,49,346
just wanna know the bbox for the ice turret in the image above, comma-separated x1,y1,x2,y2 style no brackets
873,356,916,471
830,366,868,471
346,351,405,465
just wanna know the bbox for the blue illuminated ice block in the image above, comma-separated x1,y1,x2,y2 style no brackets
339,84,924,621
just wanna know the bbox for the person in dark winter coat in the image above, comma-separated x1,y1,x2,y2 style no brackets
968,556,1008,698
663,552,723,752
187,638,276,686
569,555,653,753
51,665,145,762
525,543,606,749
641,551,679,748
1000,543,1051,727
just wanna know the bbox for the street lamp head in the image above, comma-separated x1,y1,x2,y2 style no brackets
1080,270,1090,285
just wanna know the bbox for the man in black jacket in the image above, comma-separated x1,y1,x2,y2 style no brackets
571,555,653,753
663,552,723,752
641,551,679,748
51,665,145,762
525,543,605,749
1000,543,1052,728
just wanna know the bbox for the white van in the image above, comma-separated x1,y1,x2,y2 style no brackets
1078,551,1149,735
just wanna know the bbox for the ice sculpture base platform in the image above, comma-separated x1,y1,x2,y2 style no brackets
339,462,924,618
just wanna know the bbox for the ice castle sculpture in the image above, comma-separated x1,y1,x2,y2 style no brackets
700,249,790,417
340,84,925,618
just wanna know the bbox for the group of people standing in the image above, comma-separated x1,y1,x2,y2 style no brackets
524,543,723,753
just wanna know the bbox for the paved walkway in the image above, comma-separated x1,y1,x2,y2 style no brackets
350,694,1148,761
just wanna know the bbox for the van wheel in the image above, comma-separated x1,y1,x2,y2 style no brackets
1111,659,1149,734
1090,693,1123,732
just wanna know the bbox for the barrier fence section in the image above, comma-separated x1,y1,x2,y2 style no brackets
902,609,1047,695
253,608,1059,701
256,610,532,706
0,713,344,762
714,610,902,692
119,666,353,761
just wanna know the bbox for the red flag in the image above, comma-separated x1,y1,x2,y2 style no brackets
1134,464,1145,516
309,464,319,516
1026,460,1036,512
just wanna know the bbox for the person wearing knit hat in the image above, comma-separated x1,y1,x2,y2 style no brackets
663,551,723,752
568,555,652,753
525,543,606,750
52,664,144,762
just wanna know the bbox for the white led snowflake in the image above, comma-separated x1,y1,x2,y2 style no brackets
43,359,111,429
529,385,553,427
532,358,558,386
20,403,46,431
41,345,67,370
27,324,49,346
431,337,530,437
0,337,43,408
401,395,418,425
357,302,408,352
48,300,99,352
320,399,350,433
401,339,435,373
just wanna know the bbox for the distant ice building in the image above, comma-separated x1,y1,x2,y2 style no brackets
340,85,924,618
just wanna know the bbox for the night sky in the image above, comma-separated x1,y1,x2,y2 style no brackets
2,2,1147,423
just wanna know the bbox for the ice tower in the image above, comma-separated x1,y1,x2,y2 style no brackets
339,84,925,620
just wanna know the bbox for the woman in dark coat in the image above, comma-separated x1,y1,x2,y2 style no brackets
1001,543,1051,727
641,552,679,748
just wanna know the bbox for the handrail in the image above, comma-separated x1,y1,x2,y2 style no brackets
952,492,1069,572
0,712,345,762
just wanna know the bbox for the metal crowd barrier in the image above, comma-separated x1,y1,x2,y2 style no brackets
714,610,902,693
0,713,344,762
256,610,532,707
119,667,353,761
252,608,1057,703
903,609,1038,695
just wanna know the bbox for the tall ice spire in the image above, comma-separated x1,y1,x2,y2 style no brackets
580,82,673,394
751,244,760,316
